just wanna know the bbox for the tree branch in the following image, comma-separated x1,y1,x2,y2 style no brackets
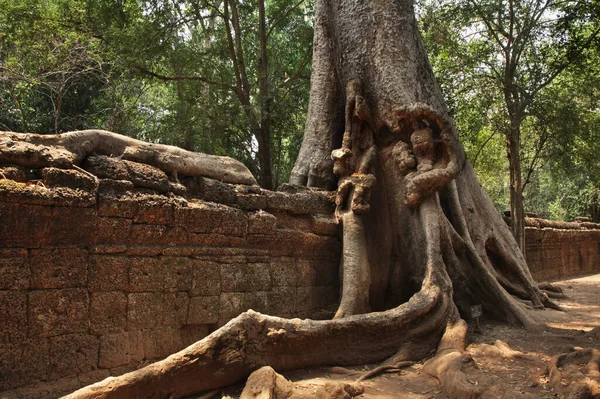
135,65,236,91
267,0,306,38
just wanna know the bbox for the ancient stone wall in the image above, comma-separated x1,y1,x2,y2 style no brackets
526,227,600,281
2,156,600,398
0,158,340,398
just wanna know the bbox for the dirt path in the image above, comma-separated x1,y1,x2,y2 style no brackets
211,273,600,398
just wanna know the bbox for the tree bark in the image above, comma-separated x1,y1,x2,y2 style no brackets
506,125,526,254
0,129,257,185
63,0,558,397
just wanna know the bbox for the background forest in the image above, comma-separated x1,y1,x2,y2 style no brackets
1,0,599,220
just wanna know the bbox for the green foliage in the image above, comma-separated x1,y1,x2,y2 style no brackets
419,0,600,220
0,0,313,187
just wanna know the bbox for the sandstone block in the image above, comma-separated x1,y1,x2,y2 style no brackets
0,203,51,248
190,260,221,297
41,167,97,191
14,376,80,399
83,155,129,180
127,293,163,329
129,224,168,245
93,217,131,244
219,292,268,322
89,292,128,335
161,256,193,292
187,296,219,325
48,334,98,380
43,206,96,247
89,255,128,291
29,289,89,337
180,325,210,347
0,291,27,343
122,160,169,193
0,249,29,290
77,369,111,387
162,292,189,327
221,262,271,292
30,248,88,289
248,210,277,235
128,257,163,292
99,332,144,369
269,257,298,287
142,327,183,360
0,339,48,390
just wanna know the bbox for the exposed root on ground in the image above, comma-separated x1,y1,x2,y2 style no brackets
545,348,600,398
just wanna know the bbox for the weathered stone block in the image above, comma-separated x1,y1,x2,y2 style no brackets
269,257,298,287
174,202,247,237
43,206,96,247
310,215,339,236
89,255,128,292
129,224,168,245
296,286,338,312
126,245,163,256
41,167,97,192
219,292,268,322
133,202,174,225
96,189,137,219
248,210,277,235
180,325,210,347
30,248,88,289
190,260,221,297
123,160,169,193
89,244,128,254
99,332,144,369
142,327,183,360
162,292,189,327
0,203,51,248
267,286,297,316
182,176,237,204
93,217,131,244
236,193,267,211
221,263,271,292
266,191,334,215
83,155,129,180
127,293,163,329
48,334,98,380
0,165,26,182
187,296,219,325
0,249,29,290
296,260,317,287
89,292,127,335
128,257,163,292
14,376,80,399
218,207,248,237
0,291,27,343
161,257,193,292
29,289,89,337
0,339,48,390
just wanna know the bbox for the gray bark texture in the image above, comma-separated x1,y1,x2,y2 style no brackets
64,1,560,398
0,130,257,185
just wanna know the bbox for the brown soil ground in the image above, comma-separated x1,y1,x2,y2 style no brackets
213,273,600,399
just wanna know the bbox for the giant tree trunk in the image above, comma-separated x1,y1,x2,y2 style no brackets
64,1,558,398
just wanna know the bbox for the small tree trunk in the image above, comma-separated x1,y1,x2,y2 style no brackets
506,127,526,255
256,0,273,190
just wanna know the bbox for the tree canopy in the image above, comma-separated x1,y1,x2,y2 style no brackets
1,0,600,220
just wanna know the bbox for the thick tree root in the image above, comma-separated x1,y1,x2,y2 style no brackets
64,281,452,399
0,130,257,185
545,348,600,399
479,340,545,366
